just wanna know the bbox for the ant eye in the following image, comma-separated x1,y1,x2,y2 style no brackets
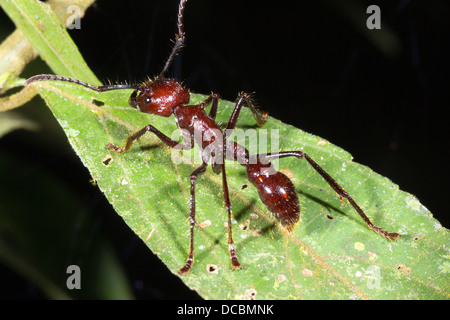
144,96,152,105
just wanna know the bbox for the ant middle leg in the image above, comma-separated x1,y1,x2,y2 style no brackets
179,161,208,274
259,152,400,240
220,161,242,270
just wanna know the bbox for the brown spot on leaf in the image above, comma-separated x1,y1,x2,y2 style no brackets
397,264,411,274
301,269,313,277
244,287,257,300
279,168,294,179
199,220,212,228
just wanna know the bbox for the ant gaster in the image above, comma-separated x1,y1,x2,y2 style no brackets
25,0,399,274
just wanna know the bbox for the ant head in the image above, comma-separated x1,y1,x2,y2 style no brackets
129,79,190,117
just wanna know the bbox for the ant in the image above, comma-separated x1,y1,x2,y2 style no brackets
25,0,399,274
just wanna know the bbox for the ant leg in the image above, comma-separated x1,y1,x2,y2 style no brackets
106,124,192,153
195,92,220,120
226,92,268,133
206,93,219,120
179,162,208,274
214,92,268,269
260,151,400,240
221,161,241,270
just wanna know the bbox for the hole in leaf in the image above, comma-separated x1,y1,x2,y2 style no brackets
206,264,219,274
102,155,113,166
239,220,250,231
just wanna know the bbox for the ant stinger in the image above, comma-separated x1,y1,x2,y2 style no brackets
25,0,399,274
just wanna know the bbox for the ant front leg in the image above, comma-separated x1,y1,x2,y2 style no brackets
260,152,400,240
106,123,205,274
106,124,191,153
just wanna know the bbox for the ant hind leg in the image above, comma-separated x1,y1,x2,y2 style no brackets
259,151,400,240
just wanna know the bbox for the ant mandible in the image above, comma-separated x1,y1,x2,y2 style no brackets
25,0,399,274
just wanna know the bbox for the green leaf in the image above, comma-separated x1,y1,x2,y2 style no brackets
4,0,448,299
29,80,449,299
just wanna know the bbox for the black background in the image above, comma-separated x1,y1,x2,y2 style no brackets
0,0,448,299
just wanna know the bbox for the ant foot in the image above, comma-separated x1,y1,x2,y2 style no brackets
106,143,125,153
370,225,400,241
179,253,194,275
231,257,241,270
179,265,191,275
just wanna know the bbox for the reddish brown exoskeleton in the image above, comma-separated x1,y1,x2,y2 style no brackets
25,0,399,274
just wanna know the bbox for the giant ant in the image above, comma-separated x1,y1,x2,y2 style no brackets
25,0,399,274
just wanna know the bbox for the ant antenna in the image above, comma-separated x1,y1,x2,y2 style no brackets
158,0,188,78
24,74,139,92
25,0,188,89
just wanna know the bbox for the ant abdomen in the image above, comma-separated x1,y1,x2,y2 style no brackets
246,157,300,232
225,142,300,231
